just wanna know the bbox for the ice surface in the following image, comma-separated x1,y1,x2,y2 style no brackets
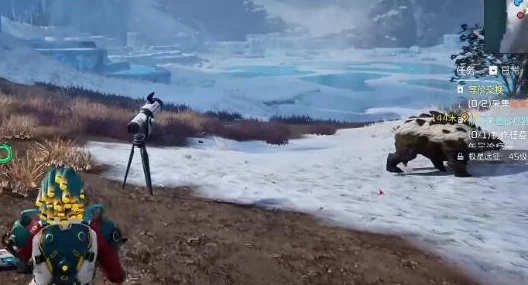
223,65,314,77
0,16,82,39
347,61,453,74
300,73,387,91
0,33,465,121
86,107,528,285
35,47,106,72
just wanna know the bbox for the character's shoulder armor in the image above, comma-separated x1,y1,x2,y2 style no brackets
95,218,126,249
8,209,40,249
85,204,126,249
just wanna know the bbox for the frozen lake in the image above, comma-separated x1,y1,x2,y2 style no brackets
1,34,475,122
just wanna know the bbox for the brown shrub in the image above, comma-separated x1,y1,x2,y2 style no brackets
151,116,199,146
32,138,94,172
0,114,39,140
0,138,93,196
214,121,291,145
81,117,130,141
1,151,45,197
0,79,357,147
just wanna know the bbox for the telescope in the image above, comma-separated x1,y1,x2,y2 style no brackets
122,92,163,195
127,92,163,139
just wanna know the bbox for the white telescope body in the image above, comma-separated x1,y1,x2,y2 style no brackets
127,93,163,138
123,92,163,195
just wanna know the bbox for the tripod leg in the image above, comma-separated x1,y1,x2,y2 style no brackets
122,144,135,189
139,146,153,195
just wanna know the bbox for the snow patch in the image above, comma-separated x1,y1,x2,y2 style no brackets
87,107,528,285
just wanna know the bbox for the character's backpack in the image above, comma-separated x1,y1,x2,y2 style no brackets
35,223,95,285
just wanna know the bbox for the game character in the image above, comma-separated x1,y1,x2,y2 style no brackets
2,167,126,284
386,111,504,177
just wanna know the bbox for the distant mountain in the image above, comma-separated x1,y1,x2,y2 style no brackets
0,0,286,44
255,0,483,47
410,0,483,46
0,0,130,42
155,0,287,41
0,0,483,48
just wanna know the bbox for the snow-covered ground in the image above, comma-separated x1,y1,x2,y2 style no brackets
86,106,528,285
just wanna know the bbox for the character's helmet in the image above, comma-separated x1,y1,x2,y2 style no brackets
35,167,86,225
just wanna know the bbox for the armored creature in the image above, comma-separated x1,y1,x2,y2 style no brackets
3,167,126,284
386,111,504,177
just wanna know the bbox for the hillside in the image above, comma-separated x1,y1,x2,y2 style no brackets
255,0,483,47
0,0,285,44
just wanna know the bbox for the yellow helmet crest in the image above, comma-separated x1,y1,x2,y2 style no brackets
36,167,86,225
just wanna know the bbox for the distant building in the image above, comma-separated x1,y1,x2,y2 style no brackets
26,38,171,83
126,32,141,51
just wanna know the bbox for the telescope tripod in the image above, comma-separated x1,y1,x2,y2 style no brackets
122,136,153,195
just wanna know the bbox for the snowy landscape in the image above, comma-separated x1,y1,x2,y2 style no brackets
1,1,527,285
0,31,463,122
86,107,528,285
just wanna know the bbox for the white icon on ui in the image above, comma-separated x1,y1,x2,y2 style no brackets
457,85,464,94
488,65,498,75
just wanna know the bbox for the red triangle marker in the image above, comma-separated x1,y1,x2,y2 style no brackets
378,189,384,196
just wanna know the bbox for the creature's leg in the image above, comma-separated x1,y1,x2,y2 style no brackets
427,142,447,171
386,152,405,173
393,138,416,169
430,158,447,171
401,152,417,166
451,162,471,177
446,151,471,177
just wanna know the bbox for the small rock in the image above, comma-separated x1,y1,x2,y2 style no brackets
205,242,217,250
401,259,419,269
187,237,200,244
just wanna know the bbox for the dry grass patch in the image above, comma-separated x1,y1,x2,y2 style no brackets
0,138,94,197
0,114,39,140
33,139,94,172
0,78,362,146
0,152,45,196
